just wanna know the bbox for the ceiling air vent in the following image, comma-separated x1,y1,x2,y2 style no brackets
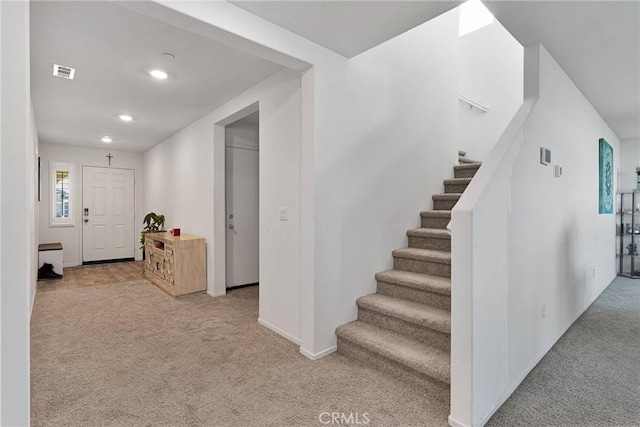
52,64,75,80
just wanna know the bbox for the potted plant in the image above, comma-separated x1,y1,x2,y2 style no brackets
140,212,165,258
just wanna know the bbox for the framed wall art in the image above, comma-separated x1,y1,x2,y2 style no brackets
599,138,613,214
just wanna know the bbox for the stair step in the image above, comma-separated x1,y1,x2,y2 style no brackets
420,210,451,229
376,269,450,310
336,321,450,385
357,296,450,350
375,269,451,296
393,248,451,264
392,248,451,277
454,163,481,178
407,228,450,239
443,178,472,194
432,193,462,210
459,156,481,164
357,294,450,334
407,228,450,251
458,150,466,157
443,178,472,185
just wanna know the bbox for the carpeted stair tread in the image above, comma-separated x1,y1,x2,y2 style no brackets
357,294,450,334
432,193,462,201
407,228,450,240
336,321,450,384
393,248,451,264
375,269,451,296
458,156,481,164
443,178,472,185
454,163,481,171
420,210,451,218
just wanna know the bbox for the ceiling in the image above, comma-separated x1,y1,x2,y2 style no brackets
31,1,639,153
231,1,462,58
485,1,640,140
233,0,639,140
30,1,283,152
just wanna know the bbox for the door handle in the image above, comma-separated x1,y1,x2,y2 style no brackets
228,224,234,230
84,218,89,223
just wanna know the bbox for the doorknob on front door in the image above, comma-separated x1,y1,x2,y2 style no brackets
84,218,89,223
228,224,234,230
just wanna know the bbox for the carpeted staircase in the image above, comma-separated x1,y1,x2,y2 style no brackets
335,150,481,401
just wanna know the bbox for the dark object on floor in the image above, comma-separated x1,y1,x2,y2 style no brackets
38,263,62,280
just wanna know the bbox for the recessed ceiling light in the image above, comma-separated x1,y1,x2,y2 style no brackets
149,69,168,80
101,136,113,143
118,114,133,122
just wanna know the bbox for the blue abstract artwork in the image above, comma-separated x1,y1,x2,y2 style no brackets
599,138,613,214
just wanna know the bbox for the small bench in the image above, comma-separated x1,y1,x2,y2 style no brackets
38,243,64,278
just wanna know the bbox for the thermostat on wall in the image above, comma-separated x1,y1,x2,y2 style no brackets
540,147,551,165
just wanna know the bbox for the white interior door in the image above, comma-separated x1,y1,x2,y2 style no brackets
225,146,259,288
82,166,135,262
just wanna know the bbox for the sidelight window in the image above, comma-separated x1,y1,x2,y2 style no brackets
50,161,75,227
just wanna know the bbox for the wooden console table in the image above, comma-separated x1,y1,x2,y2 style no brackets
144,232,206,297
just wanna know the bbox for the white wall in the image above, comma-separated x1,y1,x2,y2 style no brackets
144,69,302,343
450,44,620,427
31,104,40,313
619,138,640,192
38,143,144,267
0,1,32,424
509,45,619,394
311,9,461,354
458,20,523,161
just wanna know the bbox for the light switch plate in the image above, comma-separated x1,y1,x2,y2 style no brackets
554,164,562,178
279,207,288,221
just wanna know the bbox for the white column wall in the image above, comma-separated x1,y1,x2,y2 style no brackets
1,1,33,424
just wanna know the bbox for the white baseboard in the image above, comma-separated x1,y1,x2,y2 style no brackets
448,415,468,427
472,276,613,427
258,318,301,345
206,290,226,298
299,345,337,361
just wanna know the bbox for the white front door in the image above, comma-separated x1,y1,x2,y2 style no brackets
82,166,135,262
225,146,259,288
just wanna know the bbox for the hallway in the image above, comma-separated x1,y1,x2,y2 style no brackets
488,277,640,426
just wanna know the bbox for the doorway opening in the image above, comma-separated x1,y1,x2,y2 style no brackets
224,111,259,290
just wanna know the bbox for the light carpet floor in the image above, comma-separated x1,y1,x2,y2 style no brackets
487,276,640,426
31,280,449,427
